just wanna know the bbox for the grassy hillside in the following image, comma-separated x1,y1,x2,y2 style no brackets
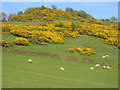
2,34,118,65
2,50,118,88
1,8,119,88
2,33,118,88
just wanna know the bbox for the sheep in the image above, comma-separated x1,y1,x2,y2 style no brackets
102,56,106,59
95,64,100,67
103,65,106,69
106,66,110,70
90,67,94,70
105,55,109,58
28,59,32,63
60,67,64,71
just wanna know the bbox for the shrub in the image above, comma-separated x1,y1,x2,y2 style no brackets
66,48,75,52
55,23,65,28
77,48,96,56
70,22,77,31
13,37,29,46
0,40,12,47
66,47,96,56
29,35,48,45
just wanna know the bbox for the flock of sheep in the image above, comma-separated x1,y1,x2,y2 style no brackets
90,55,111,70
27,54,111,71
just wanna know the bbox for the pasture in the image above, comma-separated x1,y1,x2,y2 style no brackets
2,33,118,88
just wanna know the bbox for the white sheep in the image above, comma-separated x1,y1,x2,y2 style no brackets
90,67,94,70
95,64,100,67
106,66,110,70
28,59,32,63
60,67,64,71
105,55,109,58
102,56,106,59
103,65,106,69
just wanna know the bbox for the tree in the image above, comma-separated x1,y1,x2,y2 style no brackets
0,12,7,20
65,7,74,12
24,6,48,14
78,10,93,18
109,16,118,22
51,4,57,10
17,11,23,15
8,13,16,20
40,5,48,10
24,8,38,14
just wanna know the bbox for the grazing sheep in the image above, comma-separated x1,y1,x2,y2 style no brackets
106,66,110,70
102,56,106,59
103,65,106,69
95,64,100,67
28,59,32,63
105,55,109,58
60,67,64,71
90,67,94,70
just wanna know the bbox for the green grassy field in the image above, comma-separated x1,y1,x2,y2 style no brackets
2,52,118,88
2,32,118,88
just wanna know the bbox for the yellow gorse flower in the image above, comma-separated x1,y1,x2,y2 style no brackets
13,37,29,46
1,19,119,48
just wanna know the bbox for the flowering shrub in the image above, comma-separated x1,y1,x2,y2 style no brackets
0,40,12,47
66,47,96,56
104,38,118,46
1,19,119,48
66,48,75,52
75,22,119,48
13,37,29,46
1,24,12,34
88,18,103,24
76,48,96,56
53,20,72,28
9,9,74,22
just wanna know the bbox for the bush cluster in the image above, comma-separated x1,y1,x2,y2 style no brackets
0,40,12,47
66,47,96,56
1,19,119,48
13,37,29,46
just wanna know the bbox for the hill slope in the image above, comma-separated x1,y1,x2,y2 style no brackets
1,8,119,88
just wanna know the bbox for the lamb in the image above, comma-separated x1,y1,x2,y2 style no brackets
60,67,64,71
102,56,106,59
103,65,106,69
95,64,100,67
28,59,32,63
106,66,110,70
105,55,109,58
90,67,94,70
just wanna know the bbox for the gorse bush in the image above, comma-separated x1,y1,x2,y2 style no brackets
13,37,29,46
9,9,74,22
66,48,75,52
29,35,48,45
76,48,96,56
1,19,119,48
66,47,96,56
0,40,12,47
